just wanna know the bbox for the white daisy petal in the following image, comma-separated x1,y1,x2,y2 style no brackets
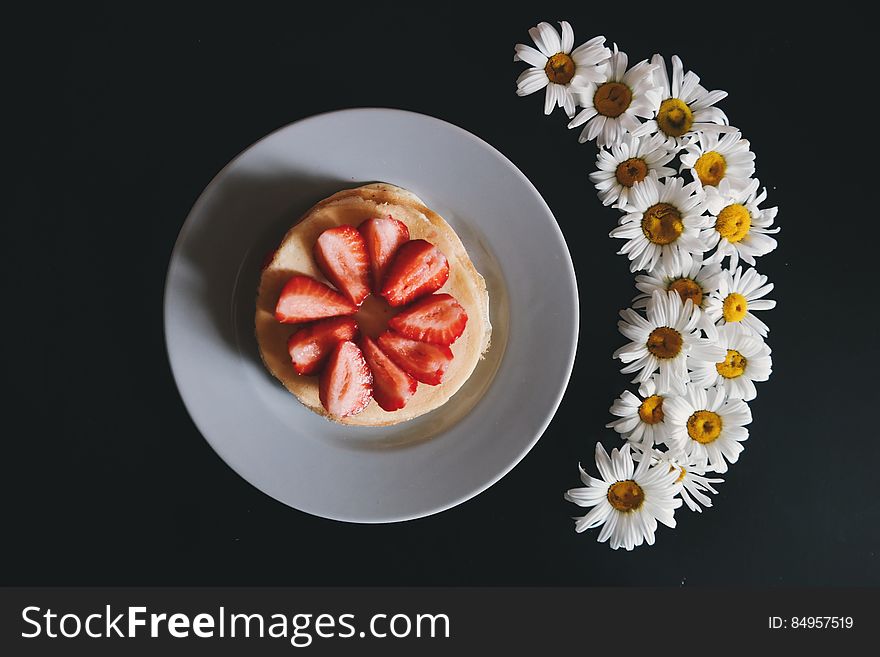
516,68,550,96
573,504,612,532
529,22,561,58
560,21,574,54
544,83,558,115
514,44,548,68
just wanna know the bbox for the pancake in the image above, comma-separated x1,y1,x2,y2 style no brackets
255,183,491,426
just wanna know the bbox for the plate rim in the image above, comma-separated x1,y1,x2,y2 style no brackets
163,107,579,523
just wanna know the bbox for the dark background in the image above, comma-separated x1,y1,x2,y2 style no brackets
6,4,876,586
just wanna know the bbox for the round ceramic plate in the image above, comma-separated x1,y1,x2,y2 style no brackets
164,108,578,523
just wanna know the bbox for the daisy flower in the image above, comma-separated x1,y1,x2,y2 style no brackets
632,54,735,150
514,22,610,118
567,44,661,147
632,449,725,513
702,178,780,268
606,375,674,448
663,384,752,474
680,131,755,192
610,174,710,273
632,256,722,313
589,133,676,209
705,266,776,337
690,323,772,401
565,442,681,550
675,461,724,513
613,290,725,395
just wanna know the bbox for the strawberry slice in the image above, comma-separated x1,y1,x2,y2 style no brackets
287,317,359,375
275,275,357,324
388,293,468,345
377,330,453,386
360,335,418,411
313,226,371,305
380,240,449,307
358,215,410,291
319,341,373,418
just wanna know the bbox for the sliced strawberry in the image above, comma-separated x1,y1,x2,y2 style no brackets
287,317,359,375
360,335,417,411
313,226,371,305
275,275,357,324
319,341,373,418
388,293,468,345
377,330,453,386
380,240,449,307
358,215,410,291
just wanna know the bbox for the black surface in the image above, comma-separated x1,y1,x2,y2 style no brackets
6,5,876,585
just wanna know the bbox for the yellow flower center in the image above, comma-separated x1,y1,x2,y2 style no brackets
722,292,748,323
607,480,645,512
668,277,703,307
694,151,727,186
615,157,648,187
657,98,694,137
715,204,751,243
646,327,683,359
687,410,723,444
641,203,683,245
544,53,575,85
716,349,747,379
638,394,665,424
668,464,687,483
594,82,633,118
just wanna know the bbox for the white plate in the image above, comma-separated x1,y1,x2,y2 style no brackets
164,108,578,523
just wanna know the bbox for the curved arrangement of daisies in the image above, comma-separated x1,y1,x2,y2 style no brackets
514,21,779,550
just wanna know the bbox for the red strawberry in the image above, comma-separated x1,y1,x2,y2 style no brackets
360,335,417,411
358,215,410,291
388,293,468,345
319,341,373,418
287,317,359,375
380,240,449,307
275,275,357,324
313,226,371,305
377,330,453,386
